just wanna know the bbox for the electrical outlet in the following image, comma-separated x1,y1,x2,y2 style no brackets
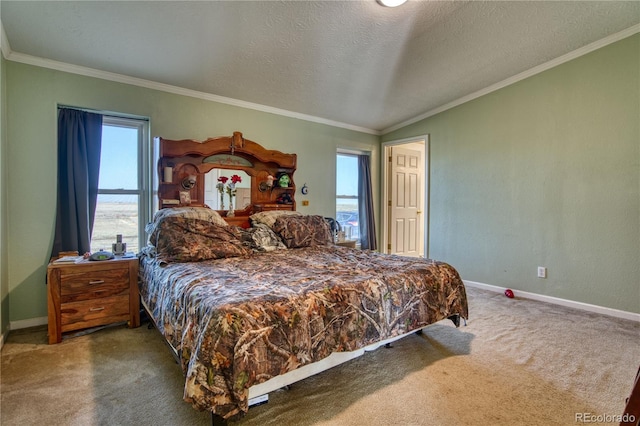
537,266,547,279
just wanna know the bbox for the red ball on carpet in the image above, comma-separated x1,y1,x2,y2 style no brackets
504,289,514,298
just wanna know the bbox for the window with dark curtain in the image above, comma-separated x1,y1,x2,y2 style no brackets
51,108,103,258
358,154,377,250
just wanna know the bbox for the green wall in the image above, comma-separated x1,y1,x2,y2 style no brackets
5,62,379,322
384,34,640,313
4,33,638,326
1,54,8,335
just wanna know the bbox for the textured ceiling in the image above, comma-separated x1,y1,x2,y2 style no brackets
2,1,639,133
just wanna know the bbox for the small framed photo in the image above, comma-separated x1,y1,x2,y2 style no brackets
179,191,191,205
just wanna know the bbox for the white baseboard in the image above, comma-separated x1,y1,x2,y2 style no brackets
9,316,48,331
0,328,7,351
0,317,47,350
464,280,640,322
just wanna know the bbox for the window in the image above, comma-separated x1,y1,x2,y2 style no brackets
91,116,150,253
336,153,360,241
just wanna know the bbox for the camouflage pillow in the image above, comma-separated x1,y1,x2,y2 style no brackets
152,216,251,262
249,210,302,229
240,223,287,252
272,215,333,248
146,207,228,246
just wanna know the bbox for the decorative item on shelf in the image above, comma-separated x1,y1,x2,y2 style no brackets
277,172,291,188
181,174,197,190
216,176,228,210
222,174,242,217
112,234,126,256
163,165,173,183
275,192,293,204
301,183,309,195
259,174,274,192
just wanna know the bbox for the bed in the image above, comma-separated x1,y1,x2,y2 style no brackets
139,132,469,423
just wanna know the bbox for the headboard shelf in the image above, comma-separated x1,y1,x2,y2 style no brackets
159,133,296,169
156,132,297,226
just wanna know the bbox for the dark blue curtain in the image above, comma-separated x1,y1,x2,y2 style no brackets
358,154,377,250
51,108,103,257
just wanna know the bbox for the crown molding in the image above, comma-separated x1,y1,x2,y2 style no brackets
382,23,640,135
3,19,637,137
1,20,11,59
3,46,380,136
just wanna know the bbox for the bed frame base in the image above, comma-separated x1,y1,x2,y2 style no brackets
248,393,269,406
211,414,226,426
387,315,461,348
210,315,466,425
143,296,465,426
448,314,461,327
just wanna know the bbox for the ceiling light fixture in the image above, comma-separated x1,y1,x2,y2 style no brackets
376,0,407,7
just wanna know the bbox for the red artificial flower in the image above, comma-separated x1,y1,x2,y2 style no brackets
218,176,229,184
231,174,242,184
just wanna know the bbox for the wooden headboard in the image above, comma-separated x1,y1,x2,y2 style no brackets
156,131,297,227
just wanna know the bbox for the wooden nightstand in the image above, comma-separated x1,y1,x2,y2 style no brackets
47,257,140,344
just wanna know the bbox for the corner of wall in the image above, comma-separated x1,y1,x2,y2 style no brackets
0,50,9,341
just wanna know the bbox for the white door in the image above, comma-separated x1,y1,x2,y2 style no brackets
389,146,422,257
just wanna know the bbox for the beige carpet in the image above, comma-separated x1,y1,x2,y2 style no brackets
1,286,638,426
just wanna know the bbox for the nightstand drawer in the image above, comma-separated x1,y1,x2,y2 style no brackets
61,286,129,303
61,295,130,326
60,268,129,295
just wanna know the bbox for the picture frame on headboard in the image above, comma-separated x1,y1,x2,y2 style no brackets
179,191,191,205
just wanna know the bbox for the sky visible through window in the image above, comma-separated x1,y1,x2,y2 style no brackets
98,125,138,192
336,154,358,196
92,125,140,252
336,154,359,239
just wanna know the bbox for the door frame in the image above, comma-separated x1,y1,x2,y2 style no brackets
381,135,430,257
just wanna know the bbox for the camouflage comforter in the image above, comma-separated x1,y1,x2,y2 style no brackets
139,245,468,420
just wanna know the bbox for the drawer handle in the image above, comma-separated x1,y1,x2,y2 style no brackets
89,307,105,312
88,280,105,285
